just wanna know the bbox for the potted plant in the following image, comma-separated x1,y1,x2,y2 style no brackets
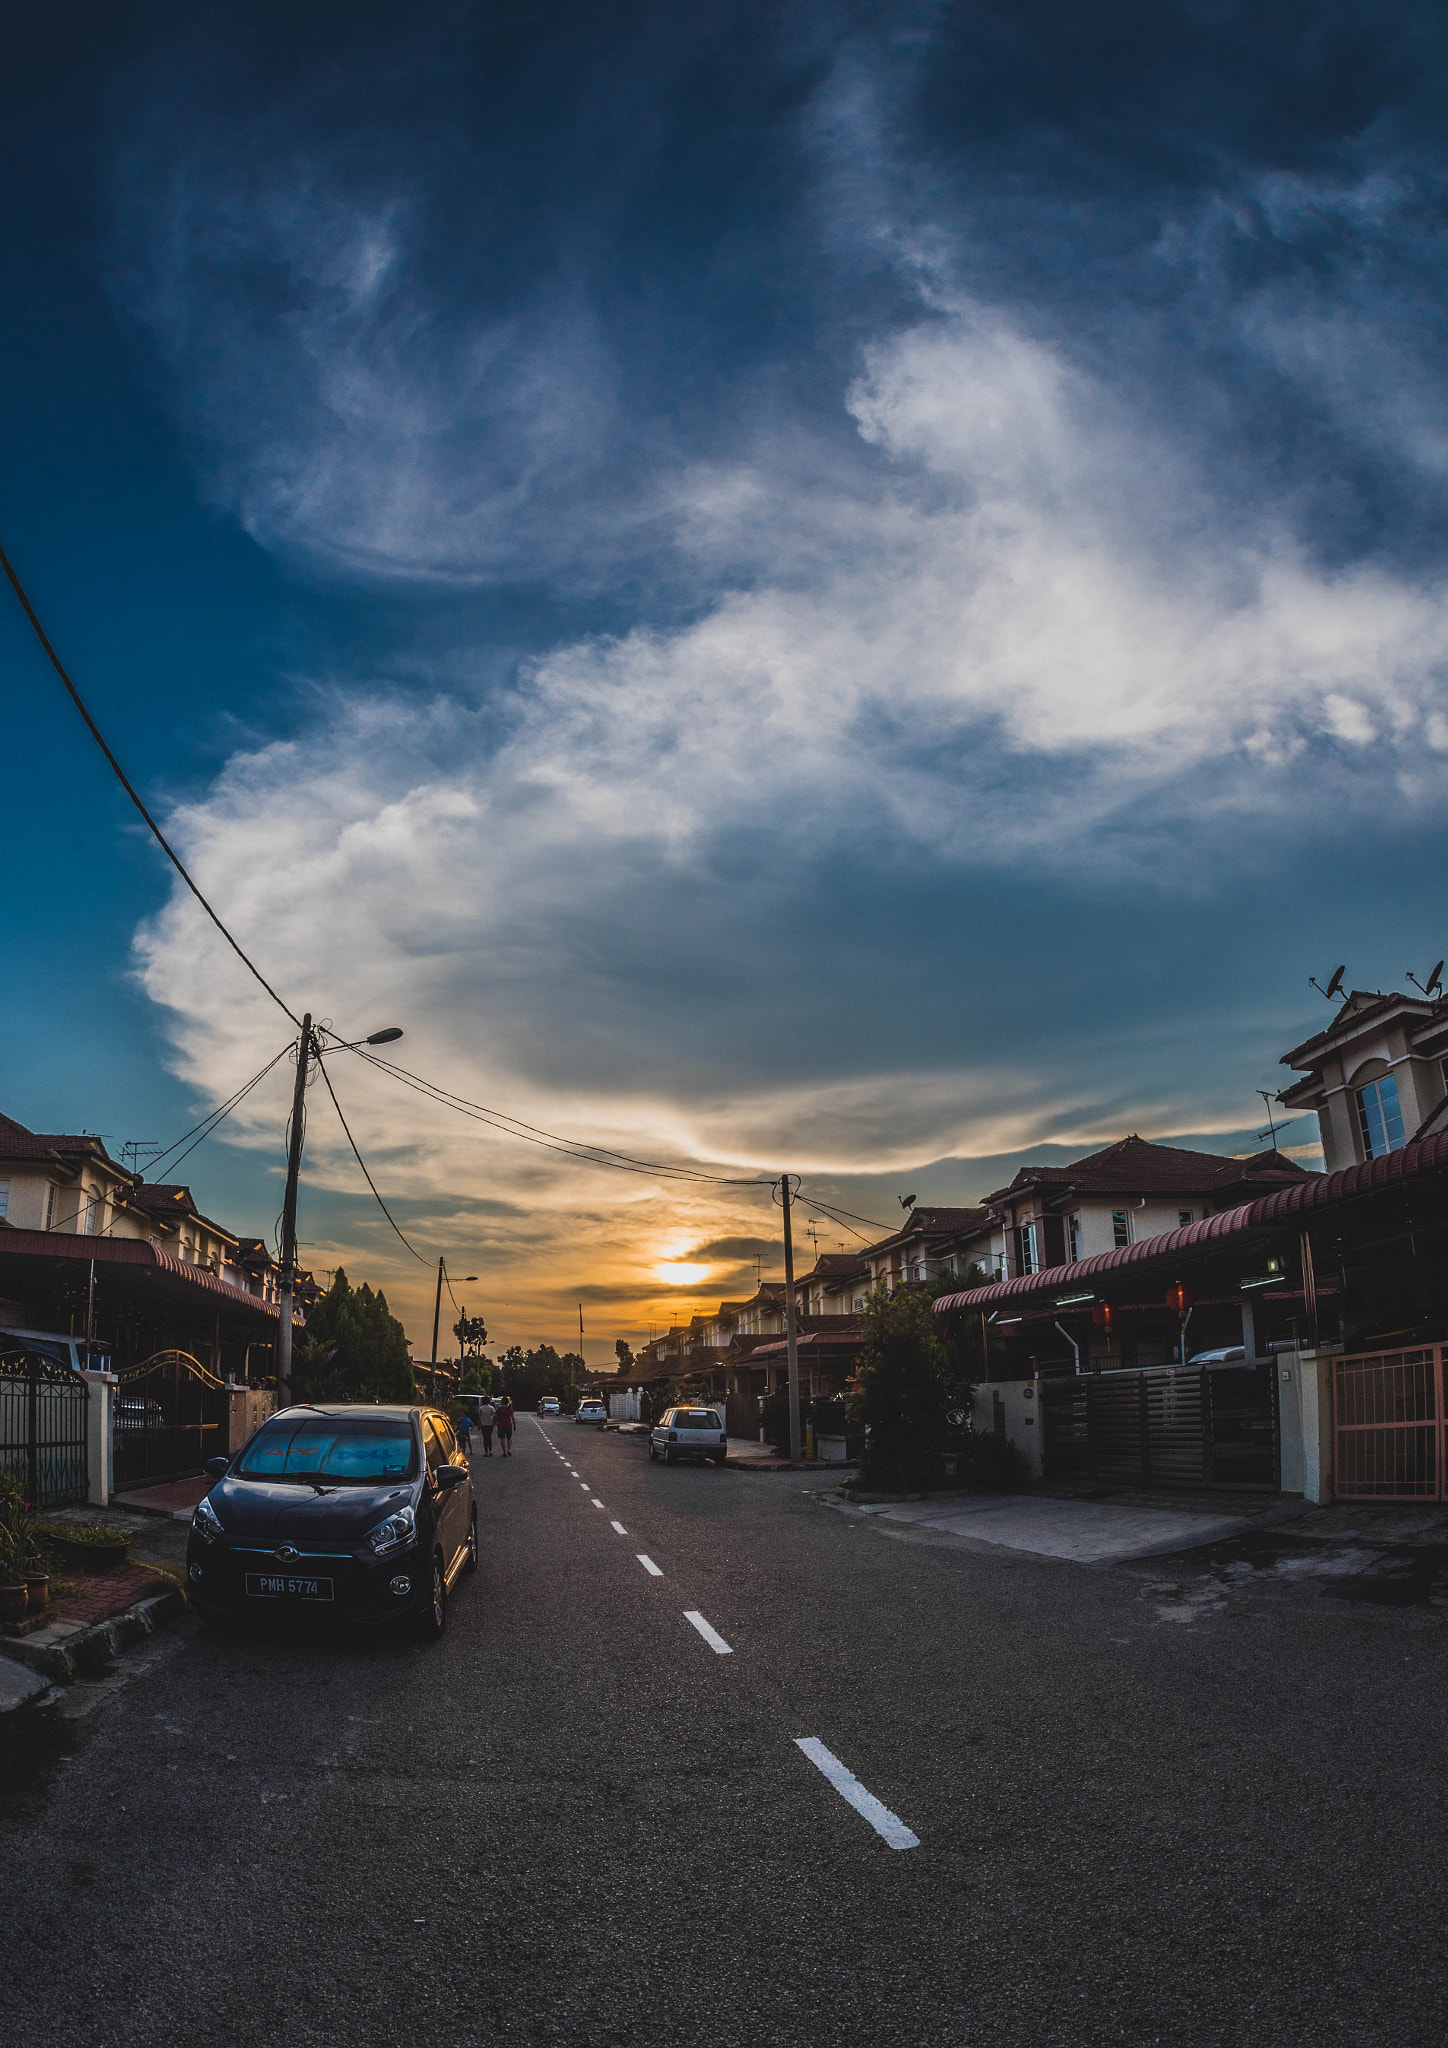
45,1523,129,1573
0,1475,30,1622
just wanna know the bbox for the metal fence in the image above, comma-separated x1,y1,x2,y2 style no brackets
1041,1362,1278,1491
0,1348,90,1508
1334,1346,1444,1499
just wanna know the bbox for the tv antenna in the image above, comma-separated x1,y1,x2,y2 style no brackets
1255,1090,1284,1147
805,1218,822,1253
1308,966,1346,1004
752,1253,764,1286
122,1140,163,1174
1407,960,1445,1001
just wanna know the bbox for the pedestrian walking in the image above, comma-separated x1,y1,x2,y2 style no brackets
496,1395,516,1457
477,1396,496,1457
454,1409,474,1458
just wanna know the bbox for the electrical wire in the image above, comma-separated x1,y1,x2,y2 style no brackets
323,1034,775,1187
796,1192,893,1237
791,1199,879,1247
311,1049,430,1264
144,1046,294,1183
0,537,301,1026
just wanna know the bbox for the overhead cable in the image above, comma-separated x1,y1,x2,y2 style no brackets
312,1049,430,1264
327,1036,774,1187
0,538,300,1025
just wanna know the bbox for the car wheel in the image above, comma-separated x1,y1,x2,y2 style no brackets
417,1552,447,1639
647,1443,657,1461
463,1505,479,1574
714,1453,727,1466
665,1446,676,1465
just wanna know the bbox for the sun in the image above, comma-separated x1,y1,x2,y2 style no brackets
655,1260,709,1286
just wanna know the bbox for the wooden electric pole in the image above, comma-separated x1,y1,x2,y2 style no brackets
275,1013,313,1407
781,1172,802,1462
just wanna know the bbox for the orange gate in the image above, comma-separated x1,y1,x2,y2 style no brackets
1333,1346,1446,1499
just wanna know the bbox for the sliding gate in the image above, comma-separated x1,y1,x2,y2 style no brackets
1333,1346,1446,1499
1041,1361,1278,1490
113,1351,227,1490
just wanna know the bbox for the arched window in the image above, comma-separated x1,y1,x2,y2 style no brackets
1351,1060,1405,1159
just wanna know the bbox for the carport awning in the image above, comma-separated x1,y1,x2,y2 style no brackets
0,1228,290,1327
932,1128,1448,1317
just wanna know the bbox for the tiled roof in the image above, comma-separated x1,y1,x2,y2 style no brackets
982,1136,1314,1204
0,1112,129,1173
1278,990,1440,1069
933,1126,1448,1316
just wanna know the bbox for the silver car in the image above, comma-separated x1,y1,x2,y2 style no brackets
649,1406,727,1466
575,1399,607,1424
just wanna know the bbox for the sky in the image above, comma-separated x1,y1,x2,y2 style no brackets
3,0,1447,1364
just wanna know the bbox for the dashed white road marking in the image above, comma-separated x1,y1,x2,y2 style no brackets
591,1499,606,1510
637,1554,663,1577
579,1481,590,1490
683,1609,731,1654
793,1739,919,1850
610,1521,628,1535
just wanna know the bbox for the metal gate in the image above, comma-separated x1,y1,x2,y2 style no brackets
1334,1346,1445,1499
113,1351,227,1490
1041,1362,1278,1491
0,1348,90,1508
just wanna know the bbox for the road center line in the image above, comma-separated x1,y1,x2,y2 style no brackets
683,1609,731,1654
793,1739,920,1850
611,1521,627,1535
637,1554,663,1576
591,1498,606,1510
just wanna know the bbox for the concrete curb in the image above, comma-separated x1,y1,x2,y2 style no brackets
0,1588,187,1687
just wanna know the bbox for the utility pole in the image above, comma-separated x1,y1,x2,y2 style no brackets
578,1300,585,1375
780,1172,802,1462
431,1256,445,1379
275,1013,313,1408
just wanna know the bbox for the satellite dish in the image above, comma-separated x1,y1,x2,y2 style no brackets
1310,966,1347,1004
899,1194,917,1211
1409,960,1445,1000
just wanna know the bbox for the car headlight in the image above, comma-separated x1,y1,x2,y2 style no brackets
367,1505,416,1557
192,1495,224,1546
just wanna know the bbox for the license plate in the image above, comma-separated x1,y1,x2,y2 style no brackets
244,1572,334,1601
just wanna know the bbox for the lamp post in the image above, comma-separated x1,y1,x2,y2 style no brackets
276,1020,403,1407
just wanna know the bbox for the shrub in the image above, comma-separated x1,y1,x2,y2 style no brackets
958,1431,1030,1491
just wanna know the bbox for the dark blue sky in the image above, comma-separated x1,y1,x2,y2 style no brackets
3,2,1446,1351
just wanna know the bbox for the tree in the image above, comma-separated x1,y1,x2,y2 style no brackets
452,1312,489,1358
614,1337,635,1375
851,1280,950,1491
290,1268,415,1404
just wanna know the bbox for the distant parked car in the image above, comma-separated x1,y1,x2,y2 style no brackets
575,1399,607,1424
1188,1346,1248,1366
649,1407,727,1466
539,1396,561,1415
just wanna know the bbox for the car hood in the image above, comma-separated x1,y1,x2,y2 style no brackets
209,1478,416,1542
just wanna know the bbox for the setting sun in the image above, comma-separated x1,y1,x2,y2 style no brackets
654,1260,710,1286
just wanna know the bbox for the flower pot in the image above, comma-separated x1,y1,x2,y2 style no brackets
25,1574,49,1614
46,1532,128,1573
0,1584,29,1624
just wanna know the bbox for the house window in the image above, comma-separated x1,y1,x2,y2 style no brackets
0,1179,8,1221
45,1184,58,1231
82,1193,98,1235
1356,1074,1405,1159
1112,1210,1129,1248
1015,1223,1039,1276
1178,1210,1192,1228
1067,1214,1081,1262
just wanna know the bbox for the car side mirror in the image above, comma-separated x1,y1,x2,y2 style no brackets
204,1456,230,1478
436,1464,469,1490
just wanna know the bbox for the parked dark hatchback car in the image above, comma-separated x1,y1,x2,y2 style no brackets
186,1404,477,1638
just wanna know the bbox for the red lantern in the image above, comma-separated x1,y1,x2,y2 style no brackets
1091,1301,1113,1332
1165,1282,1194,1314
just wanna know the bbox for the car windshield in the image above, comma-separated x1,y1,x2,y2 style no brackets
234,1417,418,1484
676,1411,719,1429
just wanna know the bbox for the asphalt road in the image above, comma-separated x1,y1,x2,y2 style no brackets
3,1419,1448,2047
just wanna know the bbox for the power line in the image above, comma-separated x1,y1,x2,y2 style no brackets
797,1193,892,1236
0,537,300,1026
312,1048,430,1264
326,1035,775,1187
145,1046,294,1183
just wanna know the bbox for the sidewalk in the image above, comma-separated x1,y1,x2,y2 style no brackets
838,1488,1309,1564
